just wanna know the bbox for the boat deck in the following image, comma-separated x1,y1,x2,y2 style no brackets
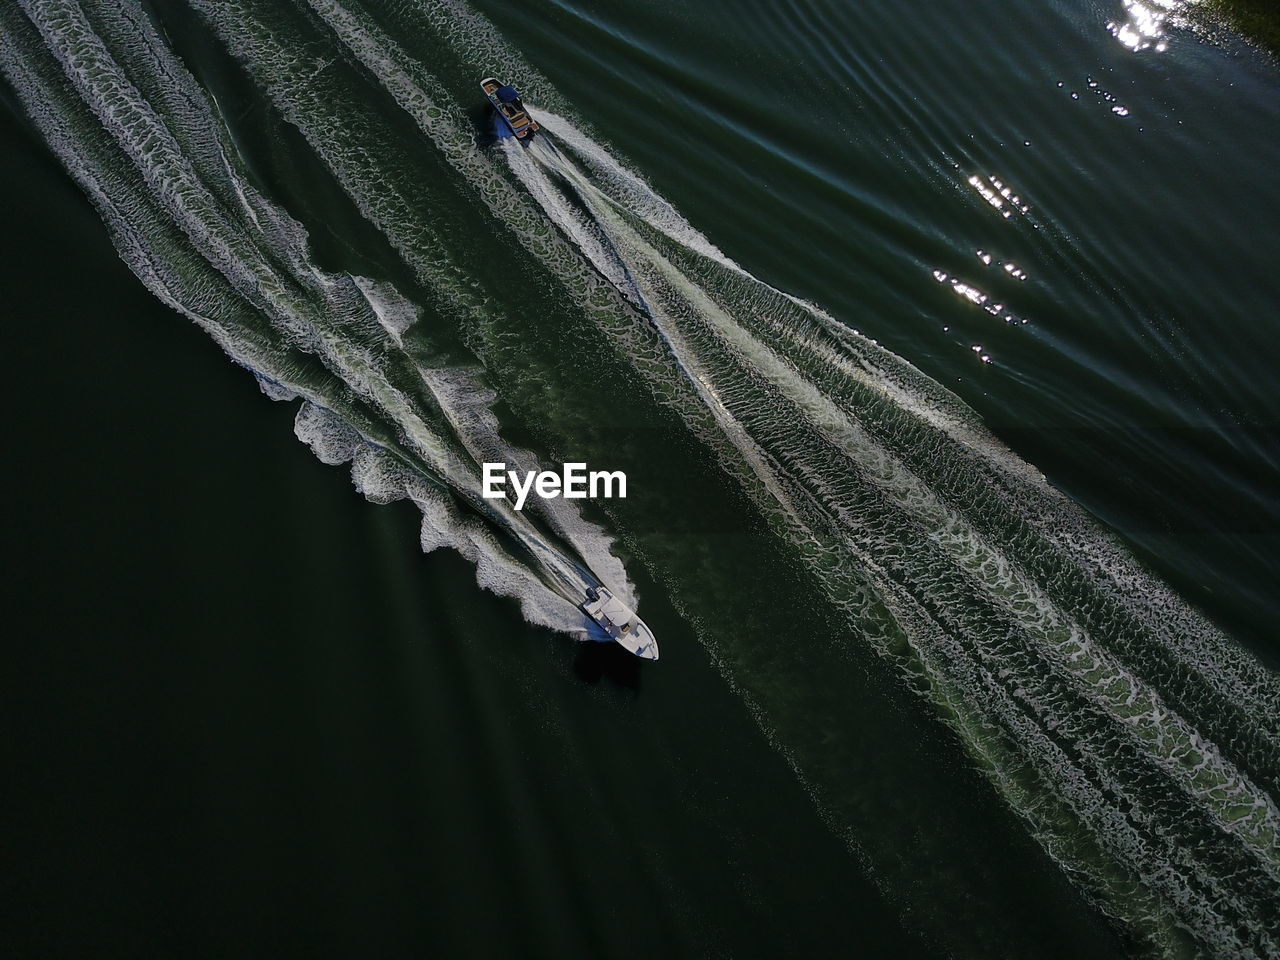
482,77,535,135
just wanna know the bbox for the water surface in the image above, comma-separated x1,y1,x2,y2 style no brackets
3,0,1278,956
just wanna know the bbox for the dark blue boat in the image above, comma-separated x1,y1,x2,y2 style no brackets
481,77,539,143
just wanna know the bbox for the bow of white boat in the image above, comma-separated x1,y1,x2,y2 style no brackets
581,587,659,660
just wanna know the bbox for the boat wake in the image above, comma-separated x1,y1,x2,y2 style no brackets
506,106,1280,960
0,0,635,640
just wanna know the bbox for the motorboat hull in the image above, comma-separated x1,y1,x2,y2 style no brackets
581,586,659,660
481,77,538,143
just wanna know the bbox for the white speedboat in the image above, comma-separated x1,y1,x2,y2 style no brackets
581,586,659,660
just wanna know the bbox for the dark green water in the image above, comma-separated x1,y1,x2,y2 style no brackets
2,1,1277,957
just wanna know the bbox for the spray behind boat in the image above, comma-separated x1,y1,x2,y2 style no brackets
478,79,659,659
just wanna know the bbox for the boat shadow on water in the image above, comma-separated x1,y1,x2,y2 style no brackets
572,639,642,692
468,102,501,149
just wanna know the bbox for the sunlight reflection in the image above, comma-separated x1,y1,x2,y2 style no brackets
967,174,1030,219
1058,77,1132,119
1107,0,1178,52
932,268,1032,329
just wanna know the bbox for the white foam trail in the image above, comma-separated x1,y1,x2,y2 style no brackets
295,401,590,634
532,112,1044,483
529,107,1280,724
531,118,1279,762
421,367,637,606
5,0,622,642
507,99,1280,954
183,0,650,606
296,0,629,318
353,276,418,341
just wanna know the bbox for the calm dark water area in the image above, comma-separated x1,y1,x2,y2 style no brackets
2,1,1278,958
